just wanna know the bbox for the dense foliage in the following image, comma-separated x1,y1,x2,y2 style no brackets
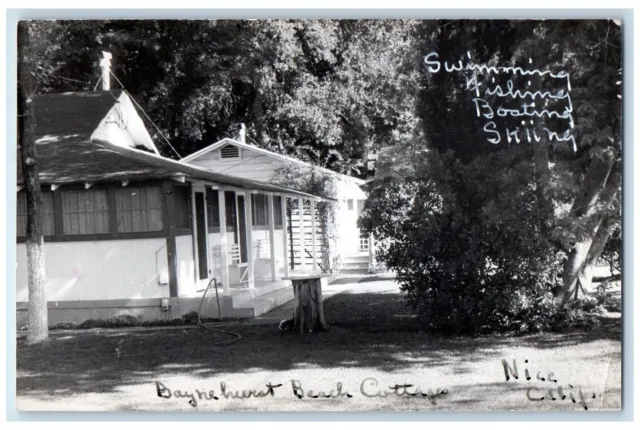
361,20,622,333
26,19,419,178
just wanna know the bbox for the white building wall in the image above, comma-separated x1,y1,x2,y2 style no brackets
175,234,197,297
188,148,285,183
185,145,369,261
16,238,169,302
335,199,364,255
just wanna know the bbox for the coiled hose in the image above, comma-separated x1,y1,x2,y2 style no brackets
196,277,242,345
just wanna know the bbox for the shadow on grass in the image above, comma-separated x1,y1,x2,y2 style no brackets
16,290,621,401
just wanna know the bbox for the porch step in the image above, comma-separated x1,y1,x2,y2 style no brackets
234,287,295,318
340,268,371,275
342,255,370,264
227,280,291,308
342,262,369,269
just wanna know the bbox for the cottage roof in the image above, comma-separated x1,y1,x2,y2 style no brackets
182,137,366,186
17,91,328,201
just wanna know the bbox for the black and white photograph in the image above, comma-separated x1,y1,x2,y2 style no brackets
13,17,623,412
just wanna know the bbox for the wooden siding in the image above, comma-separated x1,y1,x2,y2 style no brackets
184,143,367,200
188,147,286,183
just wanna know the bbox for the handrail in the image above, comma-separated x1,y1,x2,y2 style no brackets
304,248,324,273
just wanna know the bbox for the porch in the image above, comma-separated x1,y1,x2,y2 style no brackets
174,182,333,318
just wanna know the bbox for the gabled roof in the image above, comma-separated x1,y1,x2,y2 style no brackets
17,93,329,201
24,138,325,199
182,138,366,185
18,91,123,181
33,90,123,141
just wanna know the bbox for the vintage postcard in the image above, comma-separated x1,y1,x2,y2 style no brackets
14,18,622,412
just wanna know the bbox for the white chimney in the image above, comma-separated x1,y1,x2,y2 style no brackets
100,51,112,91
239,123,246,144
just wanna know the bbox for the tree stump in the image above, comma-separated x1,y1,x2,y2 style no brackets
284,274,330,334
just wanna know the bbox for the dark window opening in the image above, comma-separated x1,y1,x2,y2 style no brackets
61,189,110,235
17,190,55,236
251,193,269,227
225,191,236,229
115,186,163,233
206,189,220,228
274,195,283,227
194,192,209,280
174,186,192,230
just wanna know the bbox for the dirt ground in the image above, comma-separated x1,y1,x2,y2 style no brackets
16,277,621,412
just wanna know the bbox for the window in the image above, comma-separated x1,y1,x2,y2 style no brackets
274,196,283,227
225,191,236,229
174,186,192,230
17,191,55,236
347,199,354,210
357,199,366,215
206,189,220,228
62,189,110,235
251,194,269,227
115,186,163,233
220,144,240,159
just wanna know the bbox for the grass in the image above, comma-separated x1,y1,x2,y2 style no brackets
16,279,621,412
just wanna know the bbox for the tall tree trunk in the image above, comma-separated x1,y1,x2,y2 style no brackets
577,215,618,289
18,22,49,343
559,149,618,305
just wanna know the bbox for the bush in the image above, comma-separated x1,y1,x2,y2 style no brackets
361,148,570,335
48,312,213,330
77,314,141,329
593,280,621,312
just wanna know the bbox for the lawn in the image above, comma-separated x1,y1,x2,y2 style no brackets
16,278,621,412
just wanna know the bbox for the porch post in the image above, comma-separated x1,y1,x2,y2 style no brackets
281,196,290,278
217,189,230,296
298,197,306,272
163,180,178,297
311,199,318,272
245,192,255,289
189,185,198,284
267,193,277,281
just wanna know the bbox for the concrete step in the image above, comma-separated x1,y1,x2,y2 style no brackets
235,287,295,318
340,268,370,275
342,258,370,265
227,280,293,308
342,262,369,269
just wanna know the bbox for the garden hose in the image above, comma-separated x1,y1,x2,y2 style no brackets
196,277,242,345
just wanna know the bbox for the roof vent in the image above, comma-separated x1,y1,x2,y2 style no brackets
220,144,240,159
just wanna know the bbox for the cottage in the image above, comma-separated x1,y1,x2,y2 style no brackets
16,90,328,325
181,135,373,274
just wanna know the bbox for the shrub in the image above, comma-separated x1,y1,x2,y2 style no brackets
77,314,141,329
593,280,621,312
361,148,569,335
